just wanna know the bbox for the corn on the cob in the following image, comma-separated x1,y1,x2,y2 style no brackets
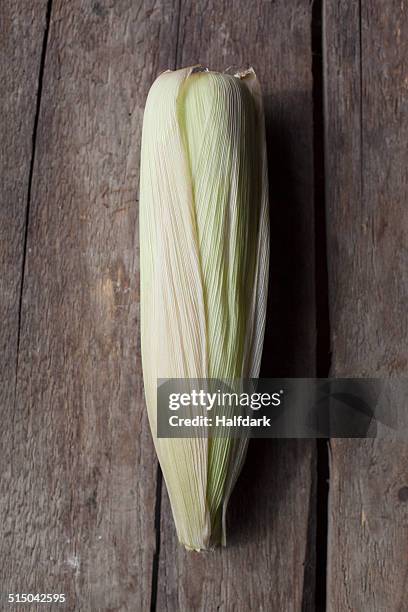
139,66,269,550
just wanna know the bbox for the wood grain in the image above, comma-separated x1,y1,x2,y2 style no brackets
11,0,408,608
324,1,408,609
0,0,49,598
1,1,179,609
0,0,47,456
157,1,317,610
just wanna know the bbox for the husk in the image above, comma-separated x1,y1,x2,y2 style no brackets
139,66,269,550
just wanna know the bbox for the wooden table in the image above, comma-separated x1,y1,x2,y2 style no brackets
1,1,407,610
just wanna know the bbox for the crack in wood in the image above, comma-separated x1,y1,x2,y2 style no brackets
13,0,53,402
150,6,183,608
150,465,163,612
311,0,331,609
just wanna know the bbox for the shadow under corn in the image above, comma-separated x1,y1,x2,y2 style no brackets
227,91,316,551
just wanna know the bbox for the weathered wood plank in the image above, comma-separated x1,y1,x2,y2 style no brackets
0,1,47,447
0,0,49,595
324,1,408,609
157,2,317,610
2,1,179,609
